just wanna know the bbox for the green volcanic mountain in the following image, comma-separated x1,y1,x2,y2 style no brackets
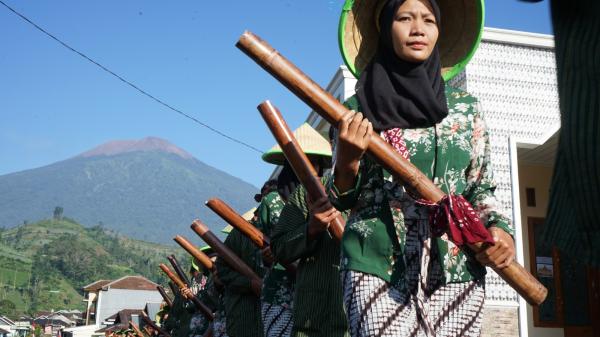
0,137,258,243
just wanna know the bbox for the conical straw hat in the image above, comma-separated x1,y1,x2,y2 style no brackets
339,0,484,81
262,123,332,166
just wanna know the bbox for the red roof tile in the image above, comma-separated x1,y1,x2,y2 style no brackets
83,280,112,292
103,276,158,291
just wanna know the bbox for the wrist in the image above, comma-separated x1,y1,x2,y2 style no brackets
335,159,360,175
307,219,325,238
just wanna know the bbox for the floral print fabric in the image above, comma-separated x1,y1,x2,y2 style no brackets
328,86,513,285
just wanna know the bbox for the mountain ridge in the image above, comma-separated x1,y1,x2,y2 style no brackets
0,137,258,244
77,136,195,160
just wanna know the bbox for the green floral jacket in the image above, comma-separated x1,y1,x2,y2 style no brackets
328,86,513,286
258,191,295,308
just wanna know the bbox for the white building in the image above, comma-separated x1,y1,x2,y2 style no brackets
300,27,598,337
81,276,162,328
0,317,15,337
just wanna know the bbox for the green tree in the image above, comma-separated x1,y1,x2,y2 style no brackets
0,299,16,313
14,226,25,246
53,206,64,220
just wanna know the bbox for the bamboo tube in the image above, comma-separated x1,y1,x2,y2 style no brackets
140,312,170,337
205,199,268,248
257,100,345,240
205,198,296,273
236,30,547,306
142,326,153,337
174,235,215,271
129,322,144,337
156,285,173,307
166,255,190,287
190,220,262,296
158,264,214,321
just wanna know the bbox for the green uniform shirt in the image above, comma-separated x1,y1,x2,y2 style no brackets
327,86,513,285
162,291,191,337
272,179,349,337
216,223,265,337
258,191,295,308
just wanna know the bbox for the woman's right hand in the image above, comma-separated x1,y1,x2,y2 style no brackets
181,286,193,299
307,195,341,238
334,111,372,193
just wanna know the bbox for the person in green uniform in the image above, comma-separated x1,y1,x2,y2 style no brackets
206,271,228,337
331,0,515,336
155,302,169,328
183,258,211,337
195,250,228,337
216,217,265,337
162,289,191,337
271,128,348,337
259,123,333,337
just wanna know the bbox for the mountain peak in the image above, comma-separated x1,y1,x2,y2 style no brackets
78,137,194,159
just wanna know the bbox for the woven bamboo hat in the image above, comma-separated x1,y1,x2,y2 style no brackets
339,0,484,81
262,123,332,166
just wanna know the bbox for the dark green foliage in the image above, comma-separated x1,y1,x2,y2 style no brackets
0,218,186,317
0,299,16,311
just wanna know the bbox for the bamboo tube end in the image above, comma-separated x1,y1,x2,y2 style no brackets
257,100,273,110
191,219,209,234
237,30,255,45
528,284,549,306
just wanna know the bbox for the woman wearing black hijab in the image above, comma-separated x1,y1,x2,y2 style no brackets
328,0,515,336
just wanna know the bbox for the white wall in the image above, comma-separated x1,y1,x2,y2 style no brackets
96,289,162,325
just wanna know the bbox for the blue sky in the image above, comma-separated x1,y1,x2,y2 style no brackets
0,0,552,187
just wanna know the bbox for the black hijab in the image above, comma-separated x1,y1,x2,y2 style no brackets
356,0,448,131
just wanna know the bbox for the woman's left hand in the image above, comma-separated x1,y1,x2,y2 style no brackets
475,227,515,269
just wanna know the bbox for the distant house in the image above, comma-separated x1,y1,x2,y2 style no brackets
95,309,144,335
0,317,28,337
32,313,75,337
0,328,10,337
53,311,82,326
0,317,15,337
143,303,161,323
82,276,162,328
9,317,32,337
